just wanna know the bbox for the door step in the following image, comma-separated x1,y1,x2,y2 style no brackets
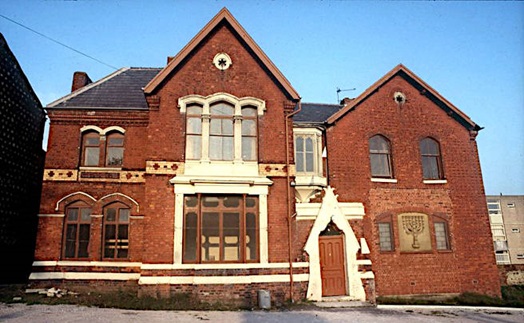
315,296,374,308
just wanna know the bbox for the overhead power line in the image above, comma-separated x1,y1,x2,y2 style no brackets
0,13,118,70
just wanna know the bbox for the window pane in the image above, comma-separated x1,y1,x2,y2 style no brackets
185,196,198,208
370,136,389,153
223,212,240,261
246,197,257,208
187,117,202,134
422,156,439,179
211,103,234,116
186,135,201,160
184,212,197,261
85,147,100,166
64,224,77,258
80,208,91,222
242,107,257,117
187,105,202,115
242,137,256,161
86,137,99,145
242,119,256,136
378,223,393,251
106,208,117,221
435,222,449,250
370,154,391,177
203,196,219,207
67,208,79,221
224,196,240,208
370,136,392,178
421,138,439,155
202,212,220,261
246,212,257,260
222,137,234,160
106,147,124,166
296,137,304,153
78,224,90,258
108,137,124,146
119,209,130,222
306,151,314,172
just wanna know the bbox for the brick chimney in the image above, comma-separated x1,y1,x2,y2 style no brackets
71,71,92,92
340,97,353,106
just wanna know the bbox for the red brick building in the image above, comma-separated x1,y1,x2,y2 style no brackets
31,8,500,305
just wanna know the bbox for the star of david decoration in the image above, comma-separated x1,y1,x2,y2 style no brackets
213,53,232,70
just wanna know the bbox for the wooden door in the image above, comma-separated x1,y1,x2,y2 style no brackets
319,235,346,296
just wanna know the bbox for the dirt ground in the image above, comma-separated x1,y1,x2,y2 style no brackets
1,303,523,323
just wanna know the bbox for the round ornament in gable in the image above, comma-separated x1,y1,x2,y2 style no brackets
393,91,406,104
213,53,232,70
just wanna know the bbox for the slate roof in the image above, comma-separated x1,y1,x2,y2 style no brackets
47,68,162,109
293,103,343,124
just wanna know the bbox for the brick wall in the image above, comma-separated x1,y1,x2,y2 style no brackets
326,74,500,297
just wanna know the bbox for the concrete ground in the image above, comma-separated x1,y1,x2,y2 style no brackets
0,303,523,323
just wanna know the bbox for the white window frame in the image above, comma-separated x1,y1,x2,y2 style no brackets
293,128,323,177
178,93,265,168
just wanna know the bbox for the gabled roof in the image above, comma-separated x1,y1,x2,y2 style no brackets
293,103,343,124
143,7,300,101
326,64,481,131
47,68,162,109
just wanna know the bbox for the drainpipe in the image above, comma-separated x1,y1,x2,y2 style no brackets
285,99,302,303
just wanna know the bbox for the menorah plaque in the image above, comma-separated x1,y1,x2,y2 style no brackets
402,215,425,248
398,213,431,252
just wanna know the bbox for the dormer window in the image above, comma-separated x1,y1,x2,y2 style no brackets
294,129,323,176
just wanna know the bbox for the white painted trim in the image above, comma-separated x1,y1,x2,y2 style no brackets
303,187,368,302
32,261,142,267
80,125,104,134
356,259,372,265
423,179,448,184
140,262,309,270
139,274,309,285
360,238,371,254
102,126,126,135
29,272,140,281
360,272,375,279
38,214,65,218
178,92,266,115
55,191,97,211
100,193,140,212
371,178,398,183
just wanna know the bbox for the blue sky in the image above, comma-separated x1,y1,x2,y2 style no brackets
1,1,523,195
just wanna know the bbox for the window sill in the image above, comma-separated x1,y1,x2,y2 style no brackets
371,178,397,183
423,179,448,184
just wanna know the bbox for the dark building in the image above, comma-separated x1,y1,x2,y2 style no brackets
0,33,47,283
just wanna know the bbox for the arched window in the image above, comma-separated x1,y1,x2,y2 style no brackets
81,128,125,167
420,138,443,179
369,135,393,178
103,202,130,259
81,131,100,166
62,201,92,259
179,93,263,163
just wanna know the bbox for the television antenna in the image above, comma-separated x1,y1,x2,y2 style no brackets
336,87,356,103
